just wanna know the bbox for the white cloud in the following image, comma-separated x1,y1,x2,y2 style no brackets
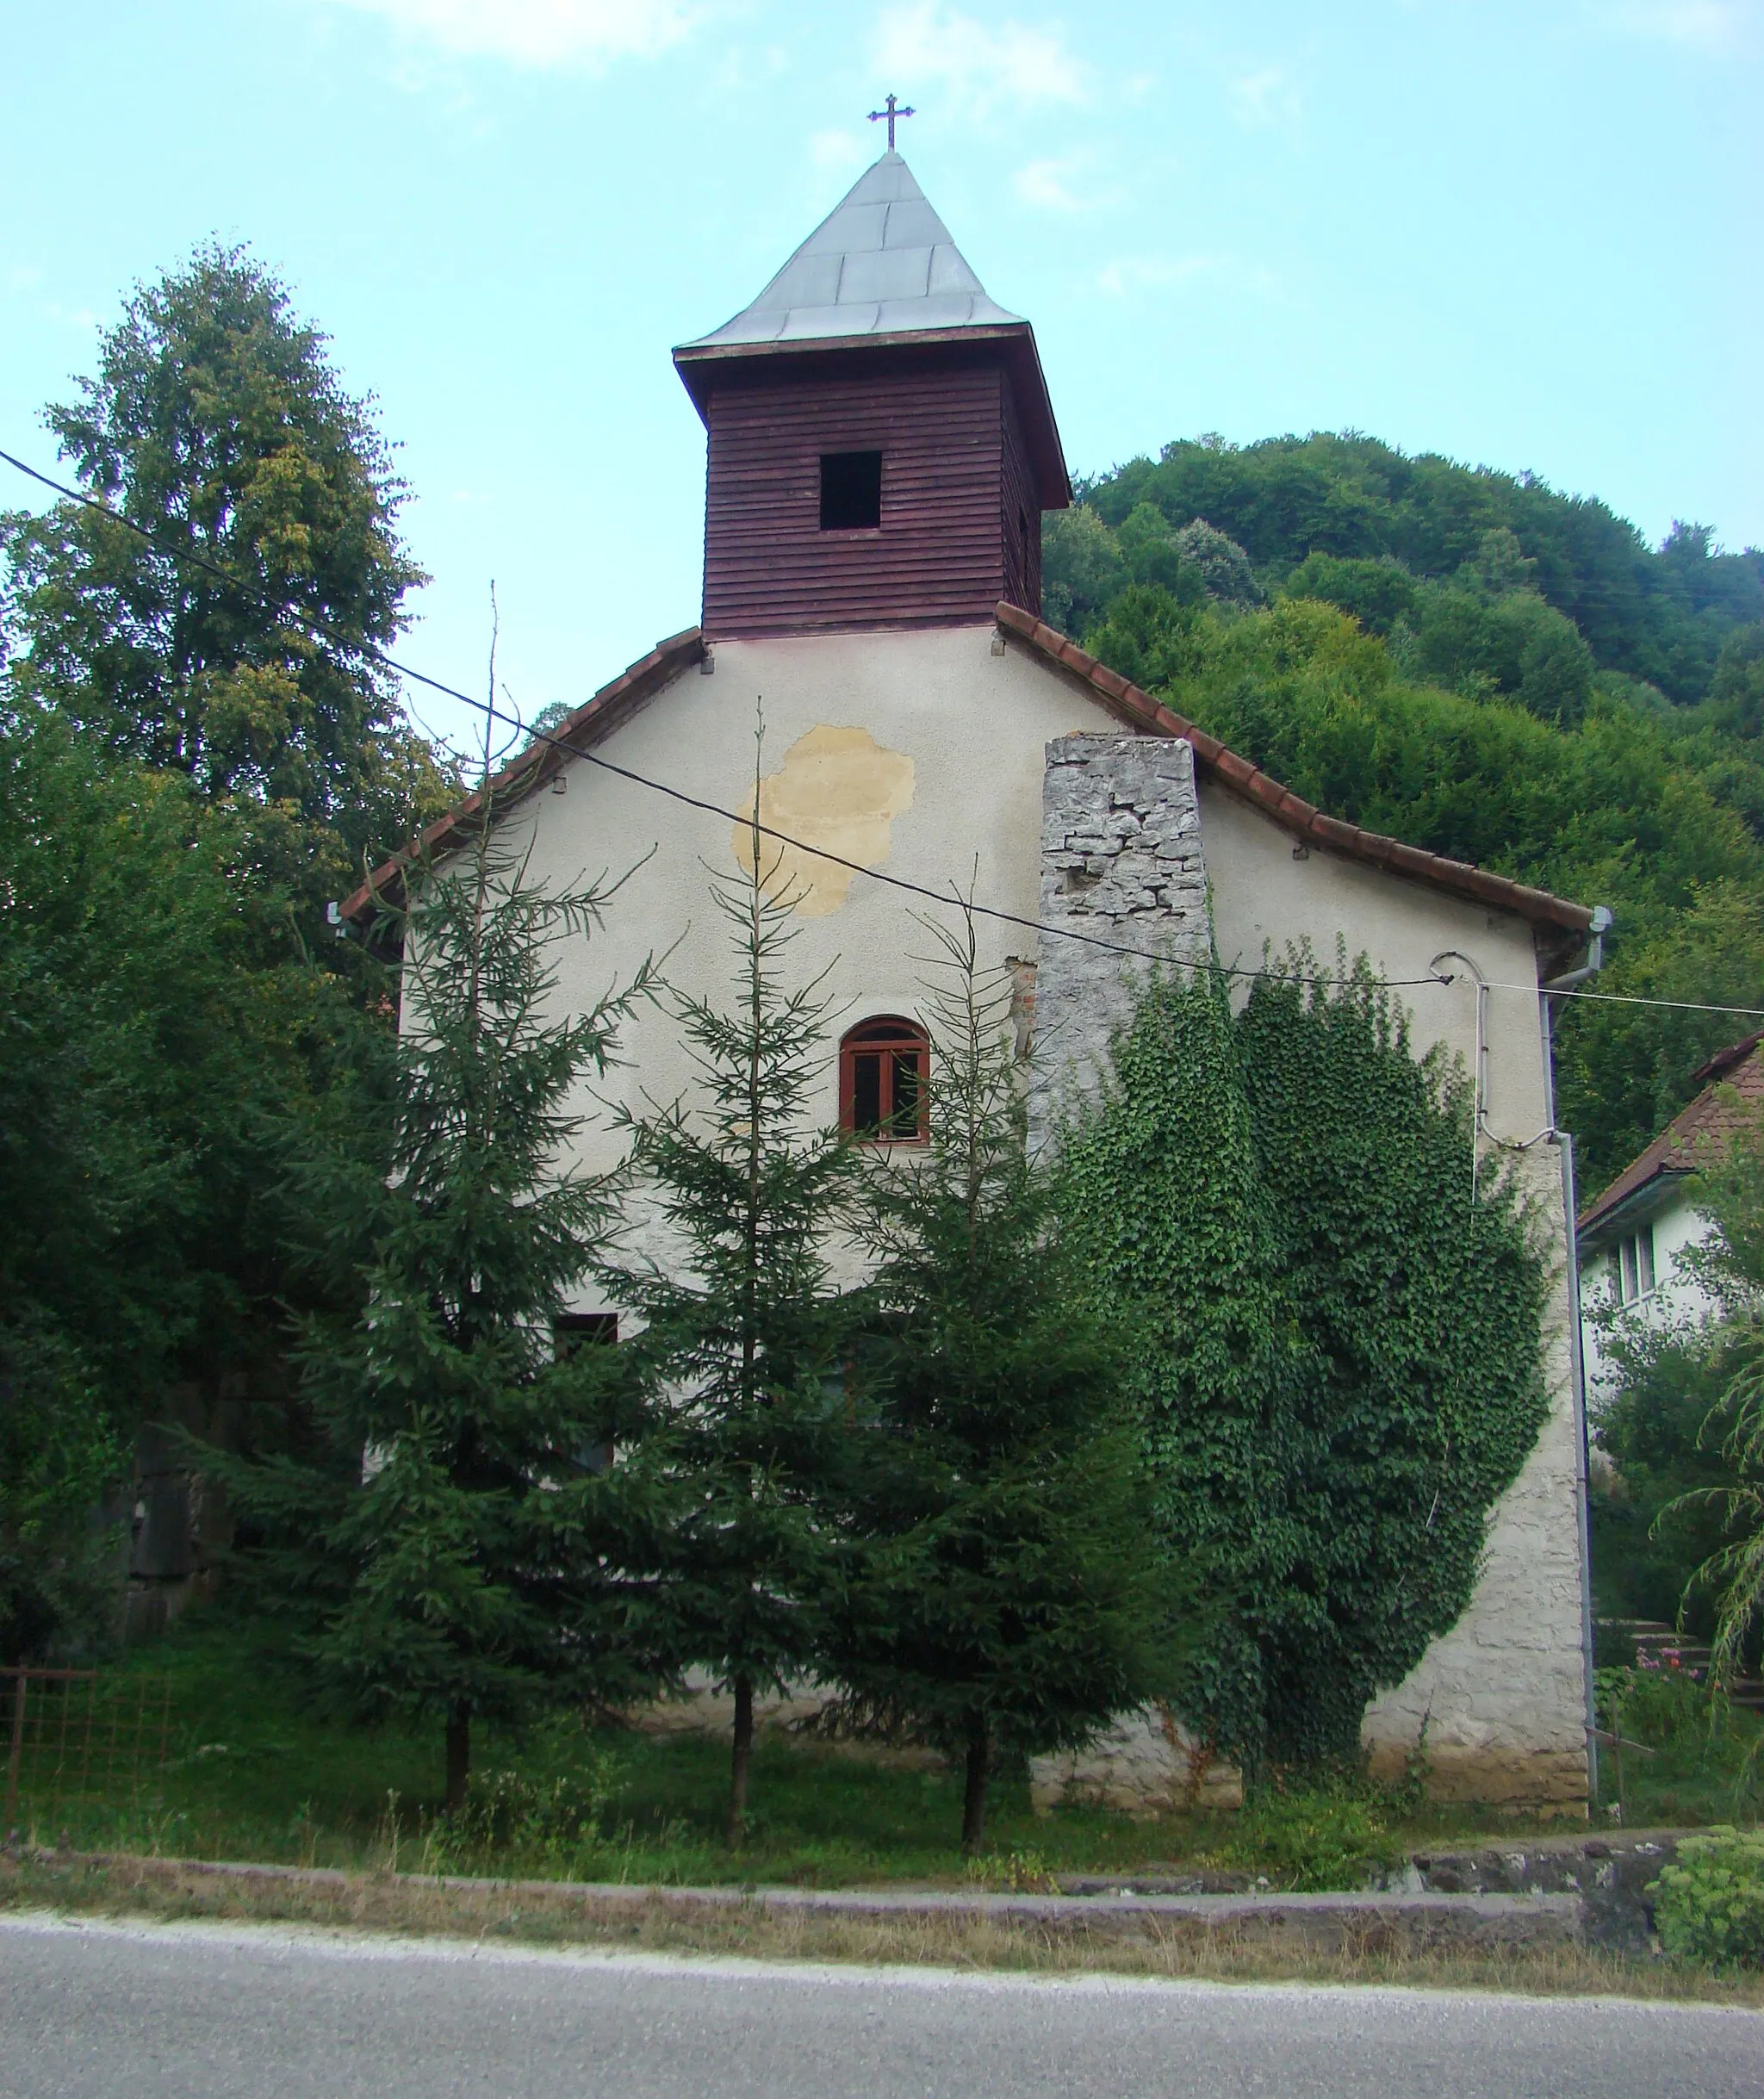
1012,152,1118,212
1598,0,1756,47
1228,65,1301,130
317,0,698,71
874,2,1090,121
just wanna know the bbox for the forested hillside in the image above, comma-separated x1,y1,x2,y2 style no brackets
1044,436,1764,1187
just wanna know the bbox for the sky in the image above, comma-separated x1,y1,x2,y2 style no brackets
3,0,1760,759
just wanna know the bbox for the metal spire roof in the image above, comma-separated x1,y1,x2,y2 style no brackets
680,152,1024,347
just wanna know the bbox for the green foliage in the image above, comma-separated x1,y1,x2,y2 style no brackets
0,700,370,1658
1592,1324,1738,1637
1081,584,1206,693
1645,1102,1764,1686
1053,443,1764,1183
0,242,457,917
0,1328,127,1664
1078,432,1763,702
1060,959,1548,1773
1651,1829,1764,1970
1212,1771,1415,1891
605,759,856,1840
220,807,653,1798
427,1730,628,1877
1590,1664,1764,1829
829,910,1183,1852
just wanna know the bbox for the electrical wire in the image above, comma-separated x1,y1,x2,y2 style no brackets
0,443,1443,992
9,442,1762,1020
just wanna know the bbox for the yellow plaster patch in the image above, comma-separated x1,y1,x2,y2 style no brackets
733,725,916,917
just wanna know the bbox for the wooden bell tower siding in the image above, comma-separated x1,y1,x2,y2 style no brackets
673,152,1069,641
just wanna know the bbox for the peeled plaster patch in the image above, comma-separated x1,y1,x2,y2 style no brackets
733,725,916,917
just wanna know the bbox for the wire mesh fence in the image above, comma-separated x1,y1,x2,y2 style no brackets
3,1667,174,1831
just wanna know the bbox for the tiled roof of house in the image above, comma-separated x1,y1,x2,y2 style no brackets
343,605,1594,952
1577,1034,1764,1237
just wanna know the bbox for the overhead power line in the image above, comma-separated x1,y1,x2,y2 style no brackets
8,443,1761,1021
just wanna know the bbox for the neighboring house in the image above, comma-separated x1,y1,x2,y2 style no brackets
1576,1034,1764,1405
346,152,1603,1812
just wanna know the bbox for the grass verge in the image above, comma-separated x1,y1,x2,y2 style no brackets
4,1852,1763,2008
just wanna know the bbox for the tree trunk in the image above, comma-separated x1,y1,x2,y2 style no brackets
727,1674,755,1846
961,1714,991,1856
444,1705,470,1813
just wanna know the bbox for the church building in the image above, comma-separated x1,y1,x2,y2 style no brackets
347,151,1600,1812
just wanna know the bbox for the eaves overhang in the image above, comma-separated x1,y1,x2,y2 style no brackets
1575,1170,1693,1260
672,324,1071,511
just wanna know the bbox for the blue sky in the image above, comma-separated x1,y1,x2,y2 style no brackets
3,0,1759,758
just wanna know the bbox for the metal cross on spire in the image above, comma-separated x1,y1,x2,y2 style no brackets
866,92,915,151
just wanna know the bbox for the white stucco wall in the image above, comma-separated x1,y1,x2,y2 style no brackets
1580,1187,1718,1411
477,624,1121,1282
439,619,1589,1809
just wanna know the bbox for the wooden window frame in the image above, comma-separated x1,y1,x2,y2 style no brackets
839,1015,929,1146
1614,1226,1656,1307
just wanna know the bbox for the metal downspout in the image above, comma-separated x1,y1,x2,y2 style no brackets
1541,905,1611,1810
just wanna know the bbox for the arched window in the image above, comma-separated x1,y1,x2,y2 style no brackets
839,1015,929,1144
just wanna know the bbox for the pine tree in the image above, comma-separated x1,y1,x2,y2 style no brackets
606,740,854,1842
829,910,1182,1854
222,751,653,1808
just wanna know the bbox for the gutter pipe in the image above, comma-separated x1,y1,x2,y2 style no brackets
1539,904,1612,1811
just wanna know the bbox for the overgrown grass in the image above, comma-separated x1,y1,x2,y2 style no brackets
10,1608,1759,1894
1594,1665,1764,1830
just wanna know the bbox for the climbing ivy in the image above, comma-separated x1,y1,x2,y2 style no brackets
1058,954,1550,1774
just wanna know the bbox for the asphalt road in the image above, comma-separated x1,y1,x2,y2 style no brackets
3,1913,1761,2099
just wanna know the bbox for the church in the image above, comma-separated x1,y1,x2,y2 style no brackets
347,149,1599,1812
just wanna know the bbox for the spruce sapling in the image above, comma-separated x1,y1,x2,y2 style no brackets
223,673,653,1810
607,725,854,1843
830,906,1181,1854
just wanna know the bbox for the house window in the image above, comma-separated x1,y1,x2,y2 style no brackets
556,1312,618,1349
820,450,882,531
1612,1226,1656,1307
555,1313,618,1472
839,1016,929,1143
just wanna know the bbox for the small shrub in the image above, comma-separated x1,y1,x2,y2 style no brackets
427,1748,625,1877
1626,1662,1717,1745
1214,1773,1403,1891
1651,1829,1764,1970
966,1847,1057,1894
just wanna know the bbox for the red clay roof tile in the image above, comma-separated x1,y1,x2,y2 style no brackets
1579,1040,1764,1235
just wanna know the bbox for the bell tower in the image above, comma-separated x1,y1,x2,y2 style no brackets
673,153,1069,641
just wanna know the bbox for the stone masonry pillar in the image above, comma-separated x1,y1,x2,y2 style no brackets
1029,733,1212,1152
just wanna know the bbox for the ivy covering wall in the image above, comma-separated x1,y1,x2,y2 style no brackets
1059,957,1551,1773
